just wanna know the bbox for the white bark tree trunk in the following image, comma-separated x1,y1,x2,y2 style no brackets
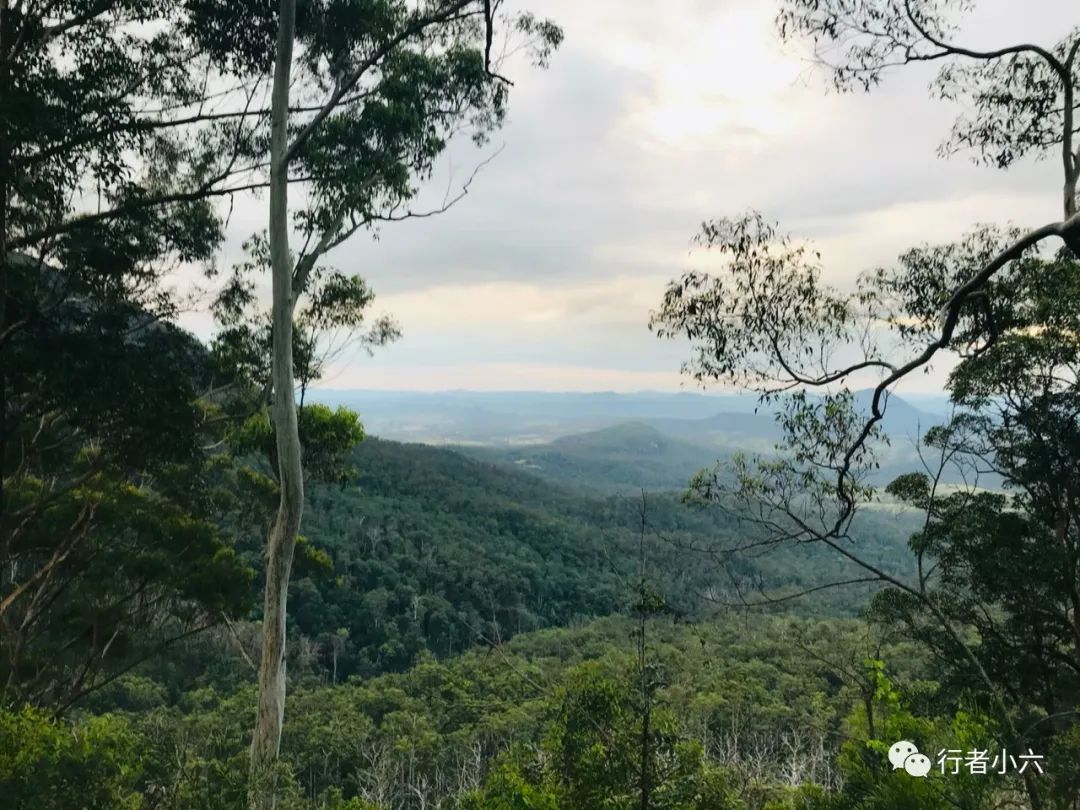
249,1,301,808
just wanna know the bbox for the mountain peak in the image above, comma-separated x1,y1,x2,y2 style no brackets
551,421,670,453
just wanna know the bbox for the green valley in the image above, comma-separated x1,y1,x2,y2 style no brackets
272,437,921,678
5,2,1080,809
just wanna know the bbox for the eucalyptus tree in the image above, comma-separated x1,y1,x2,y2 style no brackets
0,0,365,550
0,264,254,712
0,0,277,379
0,0,484,725
651,1,1080,637
872,250,1080,774
0,1,280,713
651,3,1080,807
252,2,560,806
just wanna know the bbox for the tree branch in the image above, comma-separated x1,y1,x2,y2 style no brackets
284,1,477,163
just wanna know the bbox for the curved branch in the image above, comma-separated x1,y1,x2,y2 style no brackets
834,214,1080,525
902,0,1078,217
285,1,478,163
902,0,1070,82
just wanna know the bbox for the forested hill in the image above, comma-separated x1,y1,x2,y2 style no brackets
291,437,919,680
461,421,720,494
459,416,965,495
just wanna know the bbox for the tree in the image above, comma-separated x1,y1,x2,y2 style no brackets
0,1,276,524
798,664,1002,810
776,0,1079,232
249,2,561,807
653,2,1079,540
461,660,745,810
0,0,285,714
870,251,1080,773
0,251,253,712
0,705,145,810
651,4,1080,808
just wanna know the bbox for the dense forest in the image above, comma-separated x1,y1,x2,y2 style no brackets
3,1,1080,810
267,438,916,675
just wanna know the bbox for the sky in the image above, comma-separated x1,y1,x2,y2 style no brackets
179,0,1076,394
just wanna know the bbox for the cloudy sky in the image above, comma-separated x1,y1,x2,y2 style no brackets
184,0,1075,394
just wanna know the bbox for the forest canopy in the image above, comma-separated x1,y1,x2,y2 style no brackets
3,2,1080,810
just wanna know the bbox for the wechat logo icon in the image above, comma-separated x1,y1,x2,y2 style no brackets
889,740,932,777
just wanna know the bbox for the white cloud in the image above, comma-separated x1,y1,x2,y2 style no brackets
190,0,1078,393
317,360,687,392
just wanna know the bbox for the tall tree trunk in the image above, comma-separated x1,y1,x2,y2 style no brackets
249,1,300,808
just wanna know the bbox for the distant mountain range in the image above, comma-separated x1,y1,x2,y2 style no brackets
462,422,719,493
307,388,957,493
309,388,950,447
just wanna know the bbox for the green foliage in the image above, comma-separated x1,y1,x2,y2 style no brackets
870,251,1080,768
299,405,367,484
210,234,400,398
649,27,1080,799
229,403,366,486
776,0,1080,182
2,257,255,709
1045,722,1080,806
804,666,1002,810
270,438,917,679
0,706,143,810
435,632,798,809
650,212,852,390
4,2,235,256
458,759,559,810
883,473,931,510
119,614,861,809
2,0,560,718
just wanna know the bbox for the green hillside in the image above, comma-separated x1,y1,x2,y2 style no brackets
460,414,958,494
81,613,931,810
462,421,720,493
286,437,919,679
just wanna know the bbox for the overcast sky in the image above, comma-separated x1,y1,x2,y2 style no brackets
181,0,1076,394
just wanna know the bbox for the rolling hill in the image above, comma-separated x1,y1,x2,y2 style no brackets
459,403,951,495
462,421,720,493
294,437,921,679
308,388,947,449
